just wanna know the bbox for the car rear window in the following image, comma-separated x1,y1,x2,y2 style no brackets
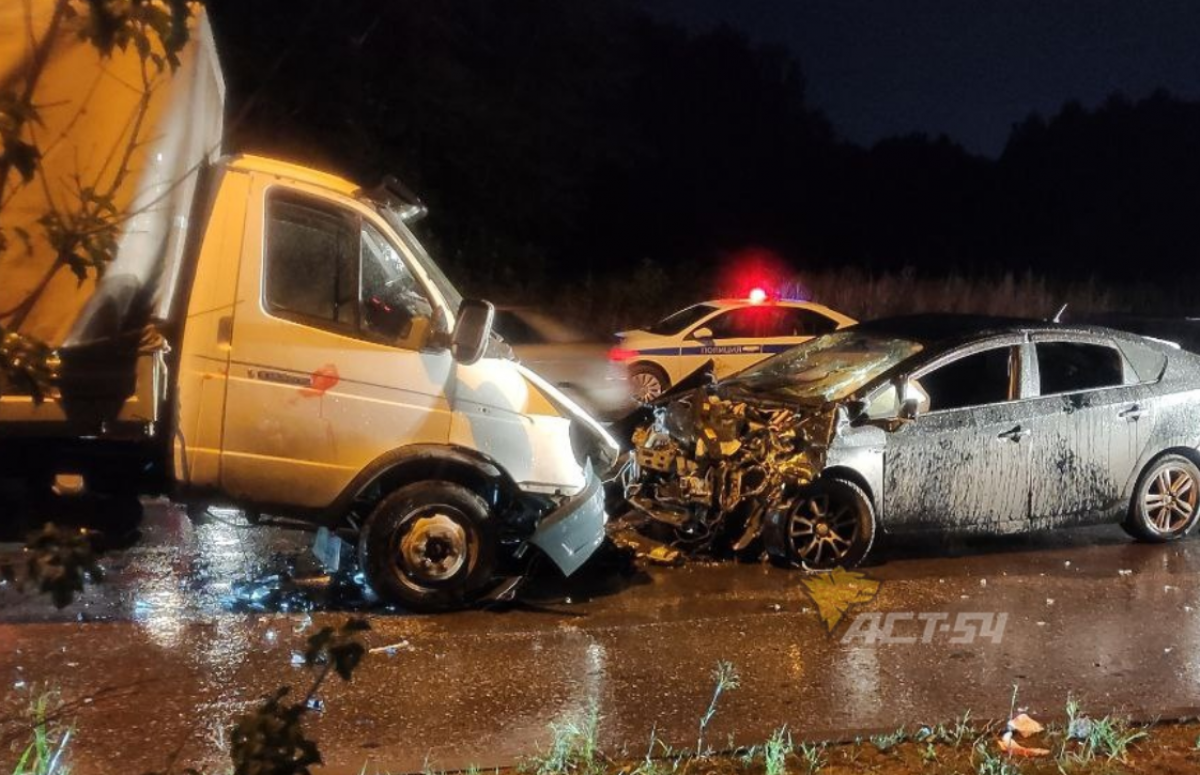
1036,342,1126,394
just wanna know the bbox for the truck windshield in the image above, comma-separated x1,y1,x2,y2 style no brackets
377,205,463,316
721,330,923,403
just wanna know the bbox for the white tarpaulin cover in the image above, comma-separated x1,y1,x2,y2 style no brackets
0,3,224,347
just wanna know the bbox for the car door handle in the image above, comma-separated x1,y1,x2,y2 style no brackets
1118,405,1144,421
997,426,1030,442
741,344,762,353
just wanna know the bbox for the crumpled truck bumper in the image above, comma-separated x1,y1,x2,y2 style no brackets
529,461,607,577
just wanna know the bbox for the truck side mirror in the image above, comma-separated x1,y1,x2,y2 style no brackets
451,299,494,365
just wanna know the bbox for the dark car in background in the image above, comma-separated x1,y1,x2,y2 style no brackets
624,315,1200,569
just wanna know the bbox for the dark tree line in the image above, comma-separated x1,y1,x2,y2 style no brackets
208,0,1200,306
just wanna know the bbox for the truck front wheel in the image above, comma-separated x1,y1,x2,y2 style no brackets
358,481,498,612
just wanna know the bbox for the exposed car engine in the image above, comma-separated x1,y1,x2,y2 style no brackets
617,388,838,561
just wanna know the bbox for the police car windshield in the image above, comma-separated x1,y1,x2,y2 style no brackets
646,304,718,335
723,330,923,403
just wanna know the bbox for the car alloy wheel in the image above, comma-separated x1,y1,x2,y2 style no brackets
774,478,875,570
630,371,664,402
787,492,859,567
1143,462,1198,534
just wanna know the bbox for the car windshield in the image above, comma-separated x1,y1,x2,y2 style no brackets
646,304,717,335
722,330,924,403
377,204,463,315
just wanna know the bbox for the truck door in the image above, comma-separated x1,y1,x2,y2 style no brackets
219,181,454,508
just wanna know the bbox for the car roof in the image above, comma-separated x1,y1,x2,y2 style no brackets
706,299,838,312
850,313,1121,346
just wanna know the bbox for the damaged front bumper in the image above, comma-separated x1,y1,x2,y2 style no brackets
529,460,607,576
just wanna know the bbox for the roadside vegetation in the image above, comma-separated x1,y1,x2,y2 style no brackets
513,684,1190,775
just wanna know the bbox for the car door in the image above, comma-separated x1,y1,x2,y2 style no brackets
697,307,778,377
1024,335,1150,525
219,183,454,509
882,339,1032,532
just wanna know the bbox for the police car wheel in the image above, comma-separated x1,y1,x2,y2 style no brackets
629,363,669,403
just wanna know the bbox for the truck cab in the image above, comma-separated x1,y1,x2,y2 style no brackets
4,154,618,611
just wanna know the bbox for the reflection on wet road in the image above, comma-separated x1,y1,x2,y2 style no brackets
3,502,1200,774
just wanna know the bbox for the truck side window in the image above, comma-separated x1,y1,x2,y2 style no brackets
360,222,433,342
265,197,357,328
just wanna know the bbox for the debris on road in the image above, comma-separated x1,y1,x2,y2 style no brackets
997,731,1050,757
1007,713,1044,737
1068,716,1094,740
229,554,376,613
369,640,413,656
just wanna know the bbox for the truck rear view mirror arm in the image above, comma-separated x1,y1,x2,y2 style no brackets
451,299,495,365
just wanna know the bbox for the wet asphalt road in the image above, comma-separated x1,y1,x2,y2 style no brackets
4,503,1200,774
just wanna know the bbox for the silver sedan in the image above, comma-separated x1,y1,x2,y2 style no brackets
625,315,1200,569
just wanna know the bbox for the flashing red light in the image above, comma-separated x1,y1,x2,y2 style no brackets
608,346,639,362
748,287,768,304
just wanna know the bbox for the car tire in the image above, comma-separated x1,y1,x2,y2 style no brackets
1123,453,1200,542
777,478,876,570
629,363,670,403
358,481,498,612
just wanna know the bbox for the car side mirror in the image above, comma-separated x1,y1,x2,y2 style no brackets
898,396,920,420
691,326,713,341
451,299,494,365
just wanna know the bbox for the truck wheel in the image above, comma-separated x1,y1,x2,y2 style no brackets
629,363,669,403
358,481,497,612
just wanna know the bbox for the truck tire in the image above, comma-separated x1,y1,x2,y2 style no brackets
358,481,498,612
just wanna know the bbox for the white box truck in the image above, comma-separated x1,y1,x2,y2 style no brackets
0,7,618,610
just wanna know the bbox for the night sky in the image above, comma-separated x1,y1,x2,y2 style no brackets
645,0,1200,156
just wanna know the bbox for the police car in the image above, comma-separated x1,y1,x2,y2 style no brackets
611,294,857,402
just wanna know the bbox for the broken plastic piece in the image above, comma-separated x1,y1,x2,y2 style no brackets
997,731,1049,757
1007,713,1044,738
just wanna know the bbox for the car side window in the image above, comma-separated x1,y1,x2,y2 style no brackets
704,307,834,339
1036,341,1125,394
265,197,358,329
916,346,1015,413
775,308,839,337
704,309,757,338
